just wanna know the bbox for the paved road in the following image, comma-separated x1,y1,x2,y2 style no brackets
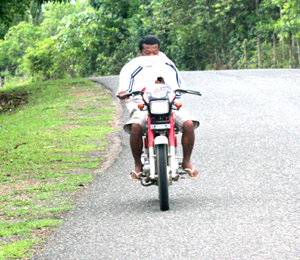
32,70,300,259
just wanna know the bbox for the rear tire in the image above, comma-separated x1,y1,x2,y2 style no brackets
156,144,169,211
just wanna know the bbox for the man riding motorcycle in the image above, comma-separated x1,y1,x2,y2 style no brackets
117,35,200,180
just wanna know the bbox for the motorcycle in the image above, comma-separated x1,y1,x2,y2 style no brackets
118,84,201,211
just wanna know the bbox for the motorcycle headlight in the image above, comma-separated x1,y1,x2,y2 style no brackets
150,100,169,114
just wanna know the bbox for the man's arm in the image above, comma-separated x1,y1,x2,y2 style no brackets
117,58,144,97
155,77,165,84
117,62,132,99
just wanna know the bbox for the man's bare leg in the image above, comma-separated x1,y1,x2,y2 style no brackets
129,121,198,179
130,123,143,179
181,120,199,178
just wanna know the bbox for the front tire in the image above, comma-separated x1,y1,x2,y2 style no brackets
156,144,169,211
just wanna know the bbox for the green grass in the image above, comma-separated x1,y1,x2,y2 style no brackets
0,239,40,259
0,78,117,259
0,219,63,237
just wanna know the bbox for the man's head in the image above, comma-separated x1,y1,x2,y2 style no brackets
138,35,160,56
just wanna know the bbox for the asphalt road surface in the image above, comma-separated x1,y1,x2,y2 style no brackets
32,70,300,259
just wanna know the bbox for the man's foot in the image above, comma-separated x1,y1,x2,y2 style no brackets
182,160,199,179
184,167,198,179
182,161,199,179
129,171,142,181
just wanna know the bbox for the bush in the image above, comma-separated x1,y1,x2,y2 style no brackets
23,38,67,81
0,22,41,76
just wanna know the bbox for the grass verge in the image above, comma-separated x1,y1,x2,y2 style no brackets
0,78,118,259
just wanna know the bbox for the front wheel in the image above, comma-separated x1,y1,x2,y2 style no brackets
156,144,169,211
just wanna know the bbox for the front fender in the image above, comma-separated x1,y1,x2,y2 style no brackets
154,136,168,145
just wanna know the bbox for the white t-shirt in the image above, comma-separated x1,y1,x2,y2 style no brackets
117,52,185,112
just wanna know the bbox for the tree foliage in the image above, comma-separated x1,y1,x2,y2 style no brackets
0,0,300,82
0,22,41,74
0,0,71,38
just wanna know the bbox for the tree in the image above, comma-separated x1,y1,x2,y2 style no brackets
272,0,300,67
0,22,41,75
41,1,86,37
1,0,300,82
0,0,70,38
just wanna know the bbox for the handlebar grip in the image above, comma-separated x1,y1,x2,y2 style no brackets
116,94,127,98
175,89,201,96
116,90,144,99
187,90,202,96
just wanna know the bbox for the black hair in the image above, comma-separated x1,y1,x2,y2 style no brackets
138,35,161,51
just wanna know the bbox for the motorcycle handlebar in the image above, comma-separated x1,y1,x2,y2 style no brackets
116,89,201,99
175,89,202,96
116,90,144,99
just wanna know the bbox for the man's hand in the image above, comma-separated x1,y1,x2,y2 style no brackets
117,91,128,99
155,77,165,84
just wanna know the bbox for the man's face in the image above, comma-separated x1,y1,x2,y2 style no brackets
140,44,159,56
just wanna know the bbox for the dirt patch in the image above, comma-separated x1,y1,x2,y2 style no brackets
0,91,28,113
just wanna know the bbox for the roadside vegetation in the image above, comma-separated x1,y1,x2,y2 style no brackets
0,78,117,259
1,0,300,86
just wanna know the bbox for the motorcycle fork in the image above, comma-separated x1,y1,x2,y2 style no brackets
147,117,156,180
168,115,178,180
146,115,178,180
